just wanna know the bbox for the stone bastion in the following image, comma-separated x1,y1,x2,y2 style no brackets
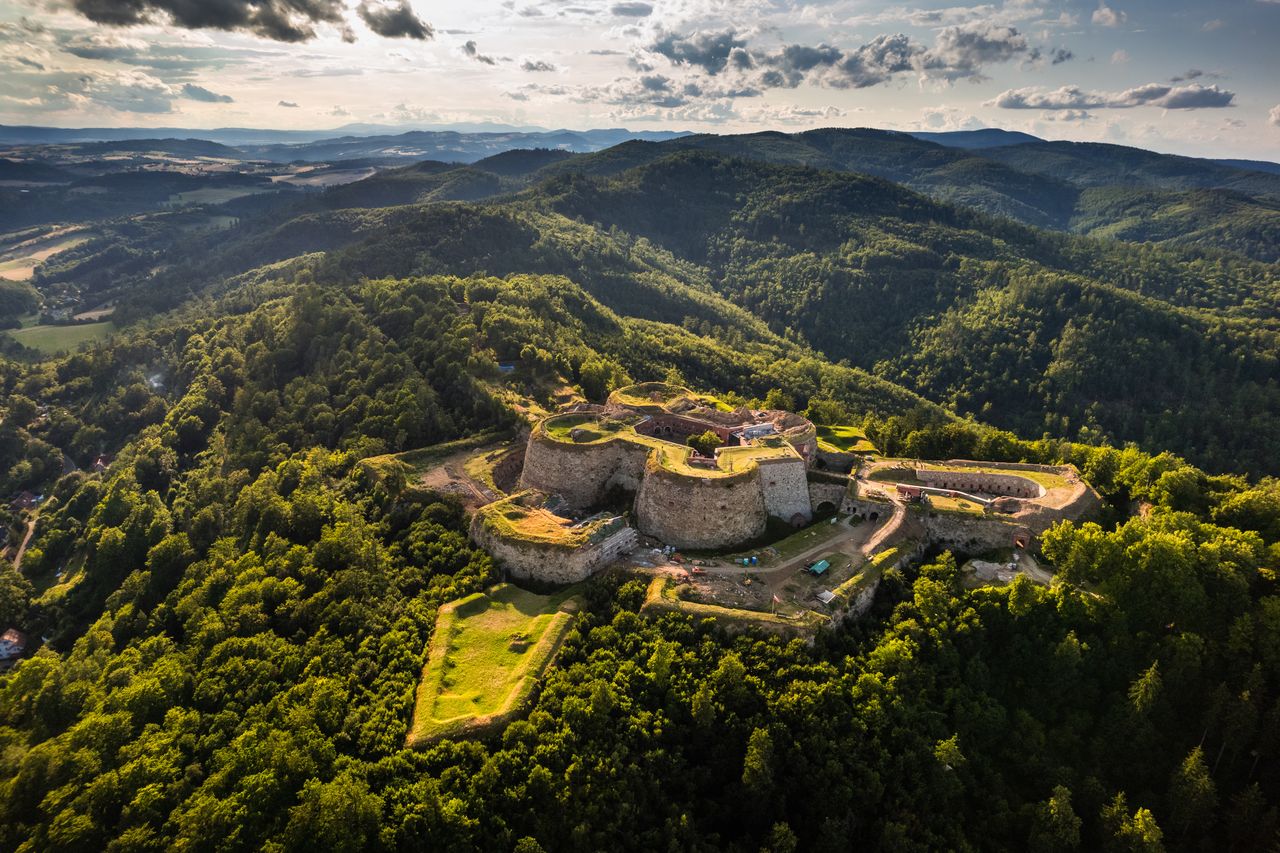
495,385,827,561
469,491,638,584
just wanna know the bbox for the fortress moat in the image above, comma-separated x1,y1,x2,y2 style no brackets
469,382,1102,585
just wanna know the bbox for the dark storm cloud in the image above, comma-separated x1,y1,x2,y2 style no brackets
69,0,348,42
522,59,556,72
357,1,432,39
67,0,431,42
181,83,234,102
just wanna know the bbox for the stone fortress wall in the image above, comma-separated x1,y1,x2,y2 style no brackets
518,422,650,508
514,388,829,552
469,511,639,585
757,456,812,524
634,460,767,550
915,468,1043,499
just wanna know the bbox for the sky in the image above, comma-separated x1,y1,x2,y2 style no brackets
0,0,1277,158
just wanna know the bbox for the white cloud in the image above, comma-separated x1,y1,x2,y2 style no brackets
991,83,1236,110
1092,3,1126,27
1110,49,1129,64
1270,105,1280,127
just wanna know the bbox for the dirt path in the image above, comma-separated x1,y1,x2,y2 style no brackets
13,518,36,572
418,447,502,511
861,501,907,557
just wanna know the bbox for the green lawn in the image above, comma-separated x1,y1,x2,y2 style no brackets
408,584,581,745
5,321,114,354
816,424,878,454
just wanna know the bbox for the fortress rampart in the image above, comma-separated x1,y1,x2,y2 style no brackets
470,509,639,584
916,468,1043,499
757,456,812,524
519,422,649,508
635,458,766,549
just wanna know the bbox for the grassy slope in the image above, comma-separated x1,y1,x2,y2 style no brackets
5,321,114,353
408,584,581,746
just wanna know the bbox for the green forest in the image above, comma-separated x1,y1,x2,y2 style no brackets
1,126,1279,851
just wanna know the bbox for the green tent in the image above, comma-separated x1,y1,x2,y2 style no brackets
808,559,830,576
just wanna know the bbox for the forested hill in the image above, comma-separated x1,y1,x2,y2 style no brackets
28,146,1280,476
2,123,1280,851
3,276,1280,852
536,129,1280,261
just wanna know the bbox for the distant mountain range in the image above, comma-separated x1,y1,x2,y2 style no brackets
0,124,692,162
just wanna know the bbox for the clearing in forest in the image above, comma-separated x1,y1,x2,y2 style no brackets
408,583,581,745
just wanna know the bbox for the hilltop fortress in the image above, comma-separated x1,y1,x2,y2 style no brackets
469,382,1102,584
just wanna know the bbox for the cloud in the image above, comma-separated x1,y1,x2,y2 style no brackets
331,105,350,116
648,28,748,75
1271,105,1280,127
1040,109,1092,122
462,40,496,65
180,83,233,103
14,56,45,71
521,59,556,72
1049,47,1073,65
1111,49,1129,64
51,30,285,78
1092,3,1126,27
357,1,432,39
922,22,1029,80
0,68,183,114
1170,68,1220,83
745,22,1032,90
67,0,349,42
278,99,300,107
609,1,652,16
1202,19,1223,31
991,82,1236,110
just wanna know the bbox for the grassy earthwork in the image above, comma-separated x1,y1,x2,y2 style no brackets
408,583,582,746
640,576,826,633
815,424,879,454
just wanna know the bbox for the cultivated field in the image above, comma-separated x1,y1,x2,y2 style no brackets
0,229,92,281
408,584,581,745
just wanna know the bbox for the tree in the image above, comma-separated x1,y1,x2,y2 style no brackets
1129,662,1162,716
282,774,383,853
687,430,721,458
742,727,774,794
1168,746,1217,837
1030,785,1082,852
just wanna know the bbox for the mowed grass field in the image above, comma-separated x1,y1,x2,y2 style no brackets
6,321,114,354
408,583,581,746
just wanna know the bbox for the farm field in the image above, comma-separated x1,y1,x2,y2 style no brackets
166,186,273,206
0,230,92,280
5,321,114,354
408,584,581,746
